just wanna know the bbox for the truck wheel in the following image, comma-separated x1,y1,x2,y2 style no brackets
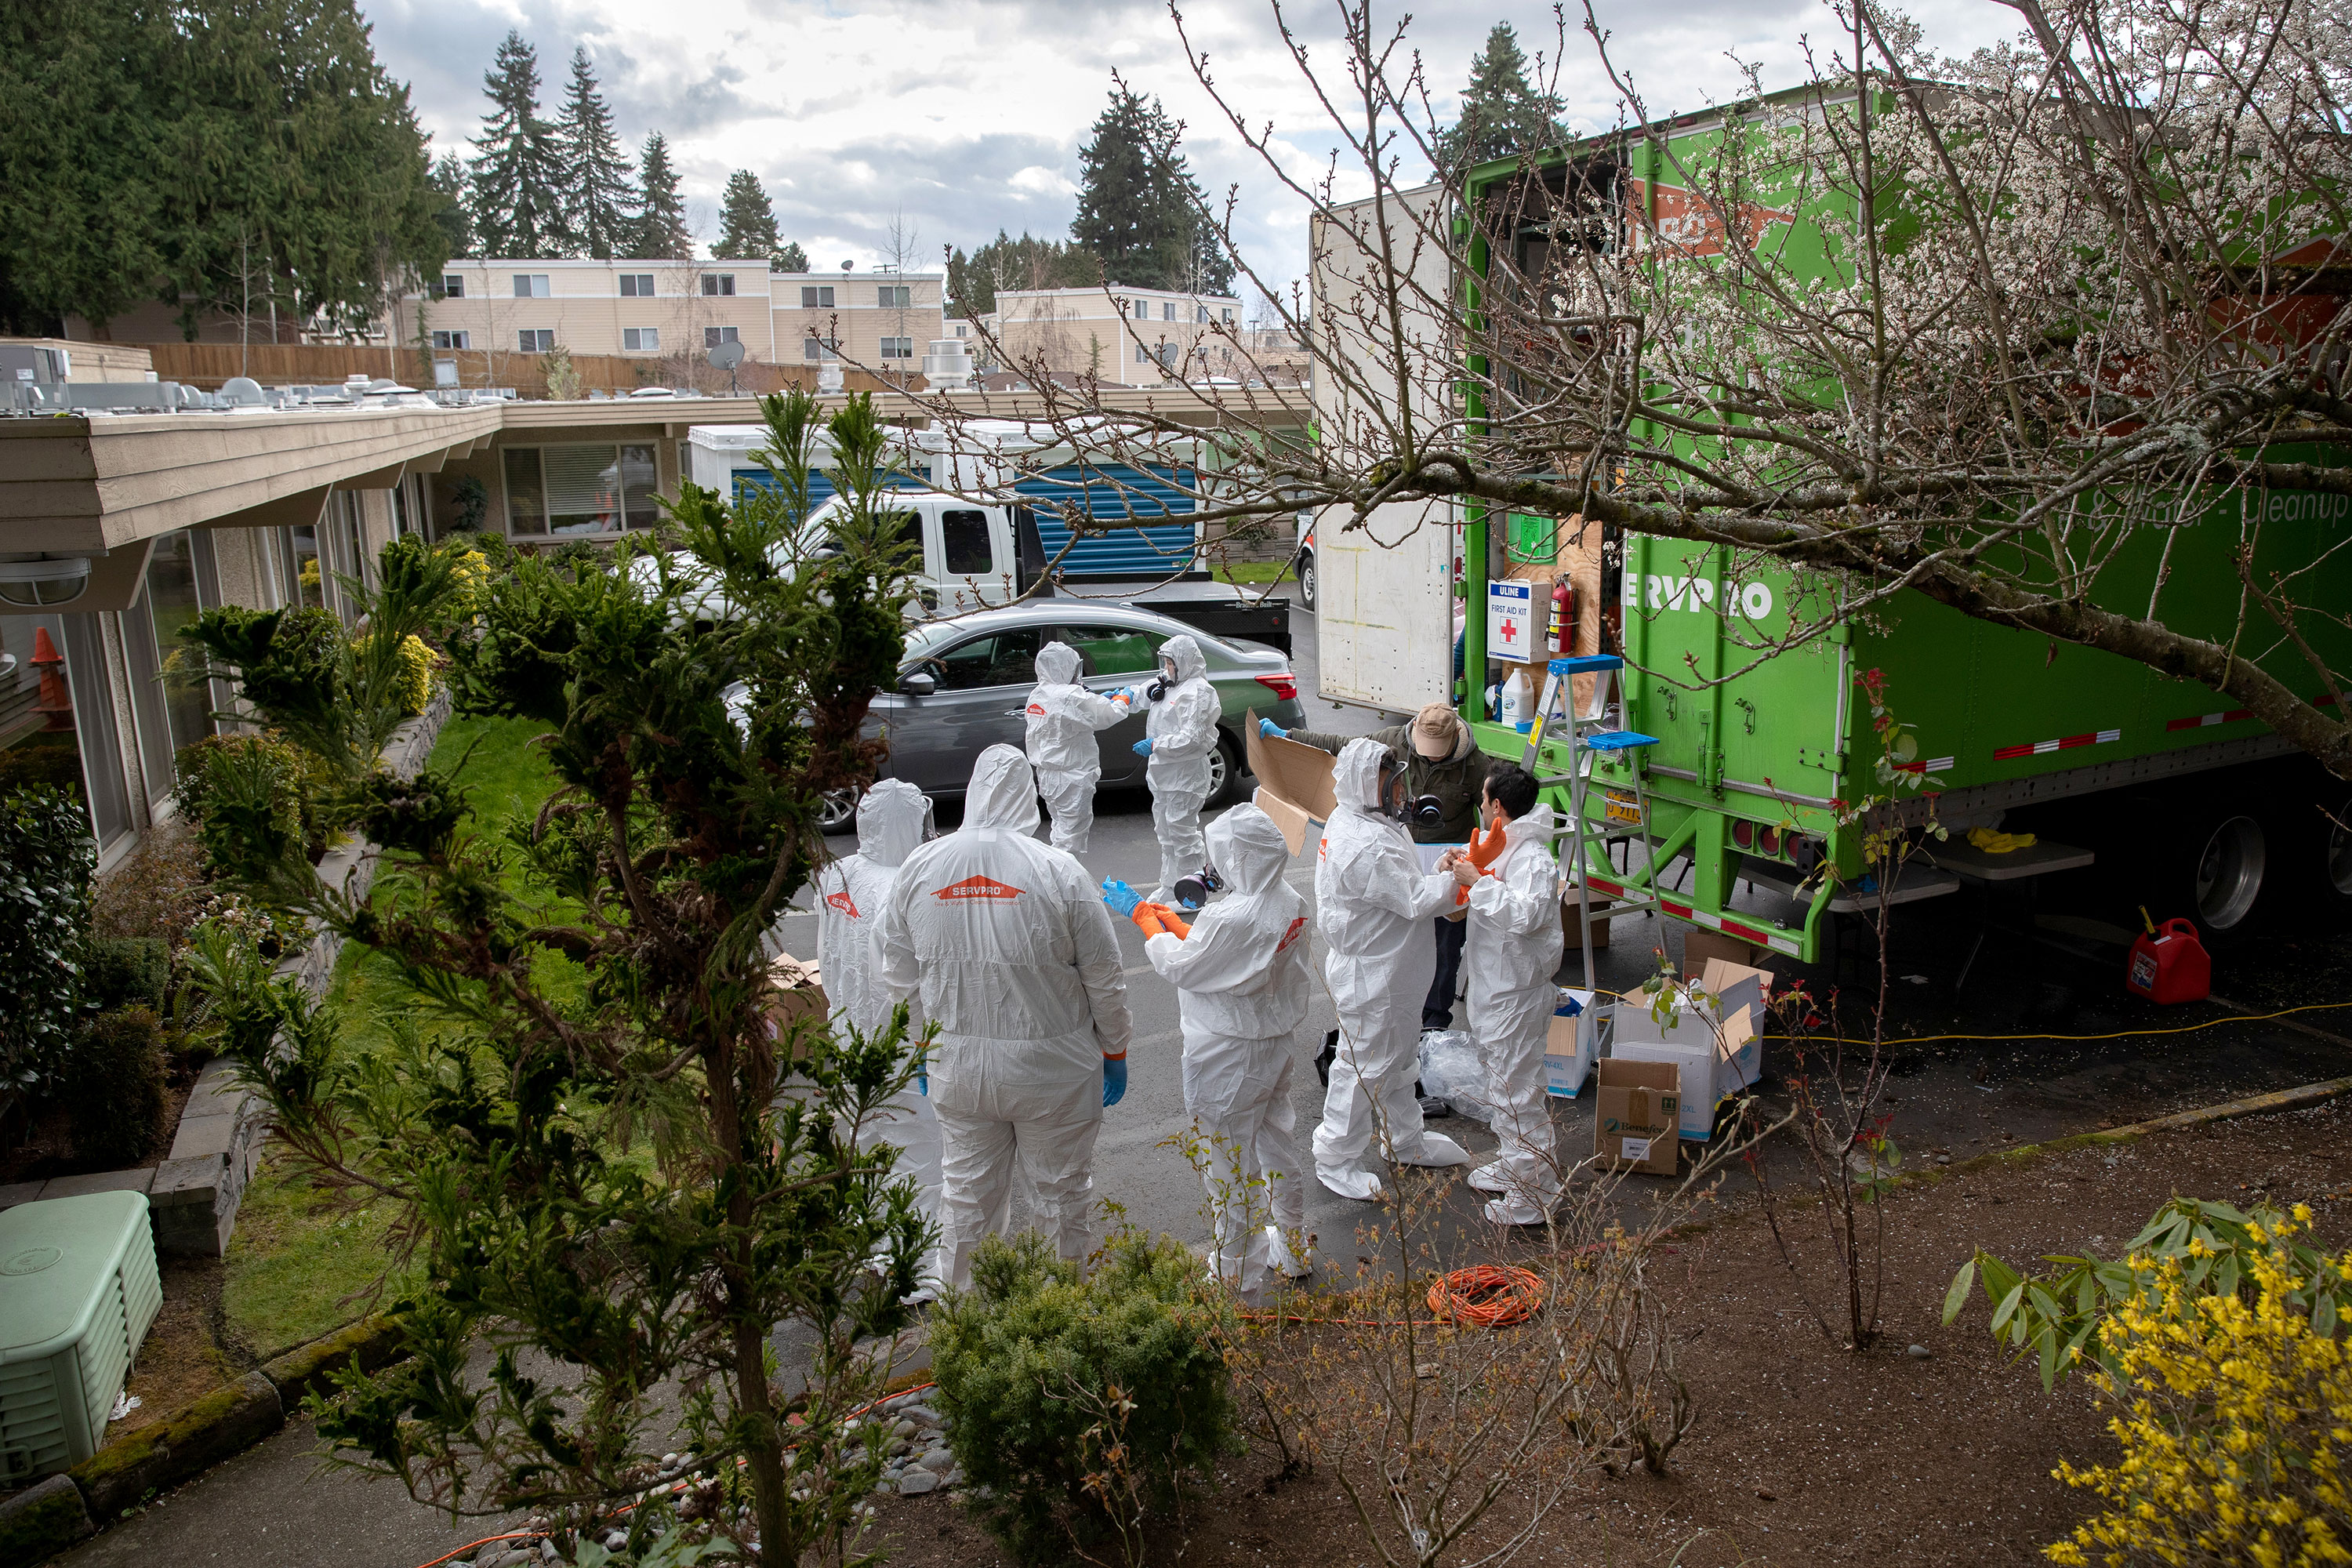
2274,781,2352,922
2153,809,2270,945
1298,550,1316,612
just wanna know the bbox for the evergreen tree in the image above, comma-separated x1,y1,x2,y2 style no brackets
629,131,690,259
0,0,445,337
714,169,780,262
947,230,1098,316
429,152,474,260
774,240,809,272
1069,89,1218,295
1432,23,1566,171
557,46,633,260
469,31,568,259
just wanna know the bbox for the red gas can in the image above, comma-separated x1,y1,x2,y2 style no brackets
2126,919,2210,1004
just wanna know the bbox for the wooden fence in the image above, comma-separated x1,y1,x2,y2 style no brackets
137,341,898,398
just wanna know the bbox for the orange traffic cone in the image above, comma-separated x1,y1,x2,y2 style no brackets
30,626,73,730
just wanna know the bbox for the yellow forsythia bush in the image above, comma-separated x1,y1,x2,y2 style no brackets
2048,1206,2352,1567
393,633,437,716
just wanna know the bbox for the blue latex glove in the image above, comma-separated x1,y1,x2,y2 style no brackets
1131,737,1154,757
1101,879,1142,918
1102,1055,1128,1107
1258,717,1287,739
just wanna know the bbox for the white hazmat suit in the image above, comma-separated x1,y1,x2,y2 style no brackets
1136,634,1222,902
1311,738,1473,1200
880,745,1134,1288
813,779,946,1292
1461,801,1566,1225
1142,804,1313,1297
1022,641,1131,855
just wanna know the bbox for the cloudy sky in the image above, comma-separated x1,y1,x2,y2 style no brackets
361,0,2024,297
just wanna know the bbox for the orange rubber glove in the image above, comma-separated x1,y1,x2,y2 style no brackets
1134,901,1191,939
1465,818,1510,872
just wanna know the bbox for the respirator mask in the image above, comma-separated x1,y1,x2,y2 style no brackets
1148,654,1181,702
1376,757,1444,829
1171,862,1225,910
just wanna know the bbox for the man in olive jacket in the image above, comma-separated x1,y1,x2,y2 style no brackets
1261,702,1493,1030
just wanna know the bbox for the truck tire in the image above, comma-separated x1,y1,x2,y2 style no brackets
2142,798,2272,947
2272,773,2352,923
1298,549,1316,612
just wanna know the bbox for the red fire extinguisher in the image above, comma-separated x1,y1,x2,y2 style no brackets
1548,579,1576,655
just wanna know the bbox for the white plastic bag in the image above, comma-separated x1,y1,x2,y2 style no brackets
1416,1029,1490,1123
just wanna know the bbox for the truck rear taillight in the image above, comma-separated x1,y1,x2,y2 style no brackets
1759,826,1782,857
1254,673,1298,702
1731,819,1755,850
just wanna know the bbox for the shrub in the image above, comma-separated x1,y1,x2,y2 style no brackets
2045,1206,2352,1566
67,1007,169,1167
92,813,211,946
173,733,308,882
930,1229,1240,1564
390,633,436,717
85,937,169,1011
0,784,96,1092
0,735,85,795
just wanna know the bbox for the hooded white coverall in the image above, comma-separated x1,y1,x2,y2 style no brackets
1311,738,1473,1200
1142,804,1312,1297
1463,802,1566,1225
879,745,1134,1288
1136,633,1222,902
1022,641,1131,855
813,779,946,1291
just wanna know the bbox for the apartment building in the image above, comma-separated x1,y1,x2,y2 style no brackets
987,285,1246,387
406,260,946,379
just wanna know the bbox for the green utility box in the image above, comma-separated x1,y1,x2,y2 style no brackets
0,1192,163,1483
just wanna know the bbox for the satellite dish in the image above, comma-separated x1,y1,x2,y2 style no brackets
707,340,746,370
841,260,855,270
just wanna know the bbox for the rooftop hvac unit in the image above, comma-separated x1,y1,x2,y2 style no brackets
921,339,974,391
0,1191,162,1483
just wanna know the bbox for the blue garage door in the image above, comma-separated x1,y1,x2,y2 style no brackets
1012,463,1198,575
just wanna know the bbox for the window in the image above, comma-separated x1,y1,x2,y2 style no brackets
619,273,655,297
1162,302,1175,321
124,529,212,807
514,274,550,298
803,336,837,361
954,324,967,338
941,509,991,574
880,336,913,360
704,325,739,348
878,285,911,308
1,614,132,855
1055,624,1165,677
702,274,736,296
801,285,835,308
1132,299,1149,319
623,327,659,351
1136,342,1152,364
924,629,1041,691
518,328,555,352
1196,306,1209,324
281,522,324,609
431,329,470,350
505,445,660,536
1221,307,1234,323
440,274,465,299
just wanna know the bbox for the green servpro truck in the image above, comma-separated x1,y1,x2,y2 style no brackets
1426,95,2352,965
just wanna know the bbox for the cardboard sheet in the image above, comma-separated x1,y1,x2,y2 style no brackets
764,953,829,1061
1245,706,1339,856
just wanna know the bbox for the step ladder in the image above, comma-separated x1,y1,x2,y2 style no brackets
1519,655,1661,989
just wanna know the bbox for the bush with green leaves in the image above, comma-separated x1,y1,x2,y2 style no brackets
84,936,169,1013
67,1006,168,1167
0,784,96,1093
930,1228,1241,1564
183,390,933,1566
173,732,310,881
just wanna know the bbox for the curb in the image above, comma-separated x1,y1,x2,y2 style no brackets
0,1316,405,1566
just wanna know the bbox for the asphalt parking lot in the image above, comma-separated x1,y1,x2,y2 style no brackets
56,601,2352,1568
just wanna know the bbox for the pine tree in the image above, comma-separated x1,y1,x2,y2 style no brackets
714,169,780,262
947,230,1098,316
1432,23,1566,171
774,240,809,272
629,131,689,259
429,152,474,260
1070,89,1217,295
468,31,568,259
557,46,633,260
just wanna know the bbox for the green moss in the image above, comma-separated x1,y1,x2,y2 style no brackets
0,1476,92,1563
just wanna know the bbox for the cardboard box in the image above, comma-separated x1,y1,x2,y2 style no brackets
1245,706,1338,857
1610,957,1771,1137
1544,989,1601,1098
1682,927,1762,977
1594,1058,1681,1175
1562,895,1613,949
764,953,829,1060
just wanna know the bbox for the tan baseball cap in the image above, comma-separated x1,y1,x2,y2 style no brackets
1411,702,1462,758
